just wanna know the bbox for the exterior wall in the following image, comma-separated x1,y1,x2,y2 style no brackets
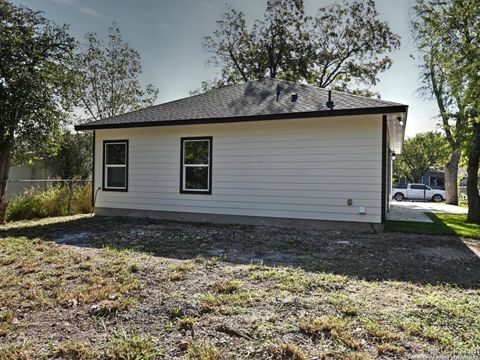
94,115,383,223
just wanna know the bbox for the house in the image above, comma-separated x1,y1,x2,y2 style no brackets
75,79,407,231
396,167,467,190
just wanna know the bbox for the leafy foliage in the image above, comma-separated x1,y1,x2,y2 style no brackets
412,0,480,221
75,25,159,121
5,183,92,222
393,132,449,183
47,131,92,180
0,0,78,221
201,0,400,94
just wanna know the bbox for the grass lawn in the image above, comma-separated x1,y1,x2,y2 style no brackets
0,215,479,359
385,213,480,239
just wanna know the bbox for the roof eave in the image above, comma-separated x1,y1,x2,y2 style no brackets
74,105,408,131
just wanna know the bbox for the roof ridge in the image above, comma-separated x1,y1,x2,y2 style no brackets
75,78,408,130
266,78,402,106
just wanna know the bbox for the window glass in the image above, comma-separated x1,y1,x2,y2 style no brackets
104,141,127,190
184,141,209,164
107,167,126,188
181,138,211,193
106,144,126,165
185,167,208,190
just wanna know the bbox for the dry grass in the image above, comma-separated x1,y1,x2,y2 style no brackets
52,341,97,360
209,279,242,293
1,215,479,358
267,342,307,360
0,343,32,360
376,343,405,355
364,320,402,341
298,316,361,350
167,262,194,281
0,238,141,314
183,341,223,360
106,335,164,359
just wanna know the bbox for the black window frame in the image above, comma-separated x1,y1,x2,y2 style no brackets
180,136,212,194
103,139,129,192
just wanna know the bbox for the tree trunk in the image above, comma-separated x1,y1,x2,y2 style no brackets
0,142,11,224
444,148,461,205
466,123,480,224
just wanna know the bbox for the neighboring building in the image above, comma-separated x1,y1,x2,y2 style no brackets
75,79,408,231
7,161,53,198
396,167,467,190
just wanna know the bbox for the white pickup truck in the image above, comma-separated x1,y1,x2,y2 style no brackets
392,183,445,202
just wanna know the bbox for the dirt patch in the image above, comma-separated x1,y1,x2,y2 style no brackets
1,215,479,358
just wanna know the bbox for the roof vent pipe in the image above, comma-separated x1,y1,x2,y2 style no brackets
326,90,335,110
276,84,280,102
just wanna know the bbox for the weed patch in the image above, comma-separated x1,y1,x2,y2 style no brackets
267,342,307,360
183,341,223,360
167,262,194,281
106,334,164,359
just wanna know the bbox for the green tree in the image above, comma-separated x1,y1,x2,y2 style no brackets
412,1,467,205
412,0,480,223
201,0,400,94
47,131,92,180
393,132,449,184
0,0,77,222
75,25,159,121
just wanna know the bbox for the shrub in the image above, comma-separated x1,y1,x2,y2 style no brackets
71,184,93,214
5,183,92,222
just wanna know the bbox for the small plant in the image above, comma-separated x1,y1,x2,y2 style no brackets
364,320,401,341
210,279,242,293
52,341,97,360
299,316,360,350
167,262,194,281
129,263,141,273
268,342,307,360
0,309,15,337
168,306,184,319
199,291,265,313
0,343,32,360
376,343,405,355
183,341,223,360
178,316,198,338
343,352,373,360
106,334,164,359
194,255,223,268
90,297,139,317
324,293,359,316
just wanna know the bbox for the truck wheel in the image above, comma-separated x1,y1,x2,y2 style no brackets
394,193,404,201
432,194,443,202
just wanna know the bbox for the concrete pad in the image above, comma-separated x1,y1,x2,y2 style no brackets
387,201,467,223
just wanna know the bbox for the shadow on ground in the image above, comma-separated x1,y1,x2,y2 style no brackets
1,215,479,289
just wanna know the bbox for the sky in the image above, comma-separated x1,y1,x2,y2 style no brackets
11,0,441,137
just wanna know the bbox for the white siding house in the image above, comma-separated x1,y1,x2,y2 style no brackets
77,79,407,230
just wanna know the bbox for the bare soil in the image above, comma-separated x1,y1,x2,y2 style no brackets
1,215,479,359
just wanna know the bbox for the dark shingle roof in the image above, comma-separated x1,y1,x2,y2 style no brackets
75,78,407,130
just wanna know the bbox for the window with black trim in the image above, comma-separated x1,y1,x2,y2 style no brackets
180,137,212,194
103,140,128,191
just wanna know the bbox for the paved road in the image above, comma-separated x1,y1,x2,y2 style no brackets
387,201,468,223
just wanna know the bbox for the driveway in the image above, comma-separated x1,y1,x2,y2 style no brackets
387,200,468,222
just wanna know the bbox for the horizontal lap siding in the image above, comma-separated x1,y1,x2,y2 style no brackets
95,115,382,223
